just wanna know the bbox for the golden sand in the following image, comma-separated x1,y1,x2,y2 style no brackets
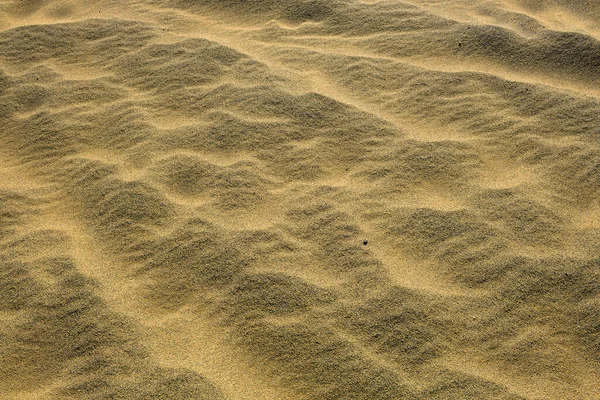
0,0,599,398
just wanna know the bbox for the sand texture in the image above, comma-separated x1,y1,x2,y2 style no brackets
1,0,599,399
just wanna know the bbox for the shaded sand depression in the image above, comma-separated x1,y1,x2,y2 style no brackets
1,0,600,399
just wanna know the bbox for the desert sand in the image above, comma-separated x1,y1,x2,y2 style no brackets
0,0,599,399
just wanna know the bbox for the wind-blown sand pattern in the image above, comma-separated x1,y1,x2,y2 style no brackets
1,0,599,399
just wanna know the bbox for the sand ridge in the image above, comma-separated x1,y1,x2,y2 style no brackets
1,0,599,399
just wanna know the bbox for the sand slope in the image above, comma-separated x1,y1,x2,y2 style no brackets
1,0,599,399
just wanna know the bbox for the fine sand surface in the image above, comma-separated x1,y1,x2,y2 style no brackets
1,0,600,399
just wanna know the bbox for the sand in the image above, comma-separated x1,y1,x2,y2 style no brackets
0,0,599,399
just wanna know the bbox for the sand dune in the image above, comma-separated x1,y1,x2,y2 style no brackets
1,0,599,399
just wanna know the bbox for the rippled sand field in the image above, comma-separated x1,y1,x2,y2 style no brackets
1,1,599,399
